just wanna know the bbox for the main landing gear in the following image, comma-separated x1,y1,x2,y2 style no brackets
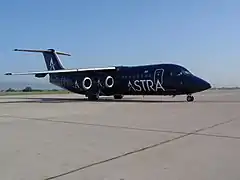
87,93,99,101
114,94,123,99
87,94,123,101
186,95,194,102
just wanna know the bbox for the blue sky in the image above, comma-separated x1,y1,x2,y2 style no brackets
0,0,239,87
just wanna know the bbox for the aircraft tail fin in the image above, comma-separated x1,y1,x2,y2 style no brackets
13,48,71,71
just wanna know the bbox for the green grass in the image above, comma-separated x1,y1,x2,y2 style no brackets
0,90,71,96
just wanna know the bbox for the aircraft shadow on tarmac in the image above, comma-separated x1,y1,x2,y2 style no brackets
0,97,240,104
0,97,186,104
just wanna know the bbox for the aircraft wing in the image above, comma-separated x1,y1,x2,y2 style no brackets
5,67,117,76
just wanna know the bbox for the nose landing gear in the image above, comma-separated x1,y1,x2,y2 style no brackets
186,95,194,102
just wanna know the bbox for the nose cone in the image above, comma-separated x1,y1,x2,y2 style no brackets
183,76,211,93
202,80,211,91
195,77,211,92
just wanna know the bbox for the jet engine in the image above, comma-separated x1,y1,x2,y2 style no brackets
105,76,114,88
82,77,92,90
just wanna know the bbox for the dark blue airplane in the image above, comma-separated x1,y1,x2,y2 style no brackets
5,48,211,102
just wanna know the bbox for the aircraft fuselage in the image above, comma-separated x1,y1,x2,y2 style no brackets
48,63,211,100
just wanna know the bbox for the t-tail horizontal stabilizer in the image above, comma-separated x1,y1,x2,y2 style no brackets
13,48,71,56
5,48,116,76
13,48,71,71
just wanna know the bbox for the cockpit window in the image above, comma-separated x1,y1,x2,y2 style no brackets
177,70,192,76
171,66,192,76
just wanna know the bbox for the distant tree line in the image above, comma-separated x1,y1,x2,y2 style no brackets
211,87,240,90
1,86,240,93
3,86,60,92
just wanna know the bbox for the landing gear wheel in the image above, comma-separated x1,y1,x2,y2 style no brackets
186,95,194,102
87,94,99,101
114,94,123,99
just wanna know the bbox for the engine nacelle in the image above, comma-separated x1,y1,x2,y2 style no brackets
82,77,92,90
105,76,114,88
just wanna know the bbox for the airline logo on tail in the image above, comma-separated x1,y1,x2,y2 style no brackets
49,58,55,70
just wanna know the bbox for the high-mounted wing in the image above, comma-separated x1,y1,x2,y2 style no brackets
5,67,116,76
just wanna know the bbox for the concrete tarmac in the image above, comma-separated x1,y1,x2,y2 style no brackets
0,89,240,180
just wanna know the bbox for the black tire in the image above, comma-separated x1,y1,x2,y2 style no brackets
114,94,123,99
87,94,99,101
187,95,194,102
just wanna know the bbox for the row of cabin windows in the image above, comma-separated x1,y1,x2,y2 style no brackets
118,72,173,79
120,73,152,79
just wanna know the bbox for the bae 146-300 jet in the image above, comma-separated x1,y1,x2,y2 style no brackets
5,48,211,102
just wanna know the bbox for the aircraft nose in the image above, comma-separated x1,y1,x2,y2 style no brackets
196,77,211,91
202,80,211,90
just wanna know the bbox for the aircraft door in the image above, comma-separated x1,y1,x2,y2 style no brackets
153,69,165,92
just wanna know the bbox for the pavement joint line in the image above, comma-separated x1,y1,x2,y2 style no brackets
0,115,188,135
193,133,240,140
1,115,240,140
44,116,239,180
44,133,190,180
2,114,240,140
